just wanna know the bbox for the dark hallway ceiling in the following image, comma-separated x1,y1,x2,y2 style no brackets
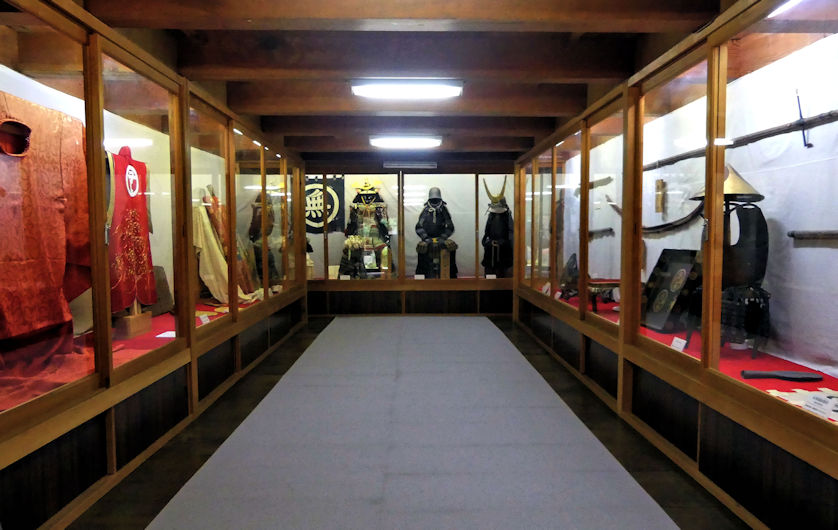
84,0,724,172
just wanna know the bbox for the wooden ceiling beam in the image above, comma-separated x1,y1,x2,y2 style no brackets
228,80,587,117
283,135,534,152
262,116,557,138
86,0,717,33
179,31,633,83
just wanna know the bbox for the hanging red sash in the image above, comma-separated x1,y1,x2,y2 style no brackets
107,146,156,312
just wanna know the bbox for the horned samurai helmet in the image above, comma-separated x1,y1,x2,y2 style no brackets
484,176,509,213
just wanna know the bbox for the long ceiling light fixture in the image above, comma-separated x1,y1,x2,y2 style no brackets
351,79,463,100
370,135,443,149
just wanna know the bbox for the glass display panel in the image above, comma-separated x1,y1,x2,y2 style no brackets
0,17,94,410
404,174,475,279
587,110,625,324
638,61,707,357
102,54,177,368
717,2,838,420
233,128,264,310
554,132,583,308
285,165,297,284
331,174,398,280
479,174,515,278
533,151,553,294
265,151,286,293
188,105,231,328
524,163,533,281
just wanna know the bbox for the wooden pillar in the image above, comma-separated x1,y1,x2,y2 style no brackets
578,121,591,319
702,44,728,370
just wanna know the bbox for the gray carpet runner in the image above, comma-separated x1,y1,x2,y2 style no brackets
149,316,675,529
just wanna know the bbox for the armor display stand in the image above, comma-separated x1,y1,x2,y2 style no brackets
115,299,151,339
440,248,451,279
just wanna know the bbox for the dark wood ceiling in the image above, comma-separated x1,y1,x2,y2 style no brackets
84,0,724,172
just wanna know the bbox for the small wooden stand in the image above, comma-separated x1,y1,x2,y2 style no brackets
440,249,451,279
115,300,152,340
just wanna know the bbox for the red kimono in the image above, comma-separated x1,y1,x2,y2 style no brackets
0,92,90,343
107,146,157,312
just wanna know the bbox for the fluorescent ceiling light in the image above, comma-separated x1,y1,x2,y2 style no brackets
252,140,262,147
768,0,804,18
352,79,463,100
383,161,438,169
233,128,243,135
370,135,442,149
275,153,282,158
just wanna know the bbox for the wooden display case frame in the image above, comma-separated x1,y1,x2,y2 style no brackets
0,1,308,527
514,0,838,526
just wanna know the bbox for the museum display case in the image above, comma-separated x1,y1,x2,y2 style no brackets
405,174,472,279
530,150,552,295
712,0,838,421
523,163,533,282
586,108,624,325
325,174,398,280
513,3,838,527
553,131,583,309
102,53,182,369
0,3,306,528
479,174,515,279
637,60,708,357
0,16,94,412
189,101,232,329
233,127,265,311
265,151,287,294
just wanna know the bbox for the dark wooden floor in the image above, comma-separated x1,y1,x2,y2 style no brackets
72,316,747,529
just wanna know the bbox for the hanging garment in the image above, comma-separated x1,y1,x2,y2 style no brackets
0,91,89,342
106,146,156,312
193,205,231,304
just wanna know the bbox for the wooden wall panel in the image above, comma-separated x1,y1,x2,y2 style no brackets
550,316,581,369
0,415,107,529
585,339,618,398
307,291,328,315
479,289,513,314
330,291,402,314
632,365,699,460
699,407,838,529
405,291,478,314
268,307,293,346
531,305,553,347
240,320,271,367
114,367,189,469
197,340,236,400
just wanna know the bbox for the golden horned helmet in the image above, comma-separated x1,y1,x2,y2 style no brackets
484,176,508,213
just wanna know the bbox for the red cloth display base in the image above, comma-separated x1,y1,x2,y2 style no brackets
0,312,178,411
195,302,230,327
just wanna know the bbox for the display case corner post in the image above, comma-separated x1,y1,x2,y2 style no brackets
701,43,728,370
618,85,642,347
83,31,114,385
578,120,592,320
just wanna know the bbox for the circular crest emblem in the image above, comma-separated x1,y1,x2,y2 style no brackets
125,165,140,198
304,183,340,229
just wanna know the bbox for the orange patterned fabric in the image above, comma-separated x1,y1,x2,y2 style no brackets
107,146,157,312
0,91,89,341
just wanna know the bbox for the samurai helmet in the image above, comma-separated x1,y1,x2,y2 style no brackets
356,179,381,204
691,164,764,203
484,176,509,213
